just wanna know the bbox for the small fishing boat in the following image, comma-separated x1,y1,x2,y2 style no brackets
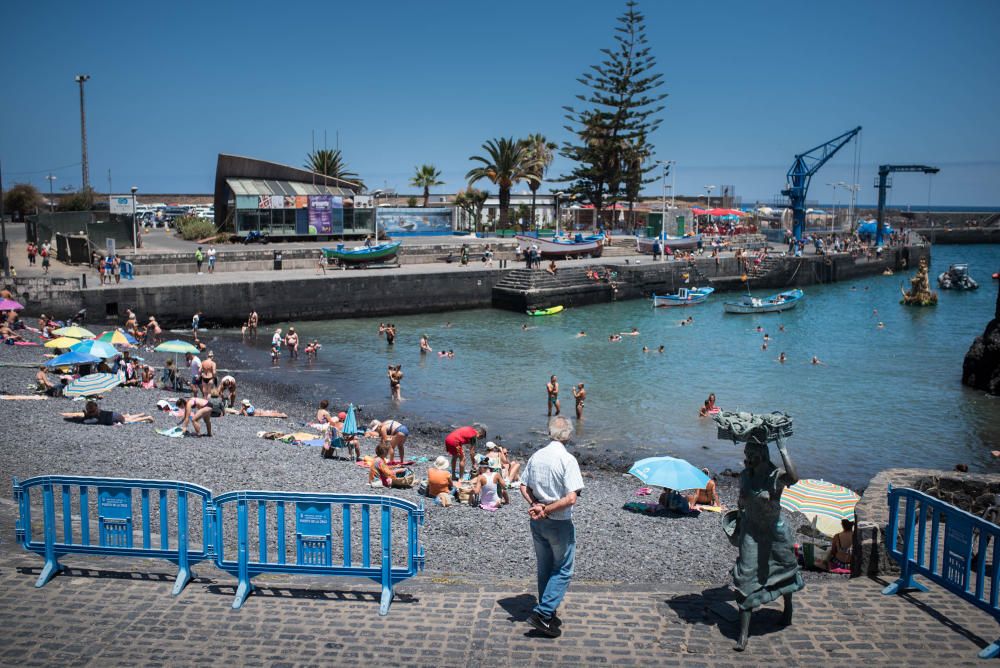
322,241,401,266
652,286,715,307
636,234,702,253
723,289,804,314
527,305,564,316
938,263,979,290
515,234,604,259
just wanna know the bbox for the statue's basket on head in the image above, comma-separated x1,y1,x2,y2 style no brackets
714,411,793,444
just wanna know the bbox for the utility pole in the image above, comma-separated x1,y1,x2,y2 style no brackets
75,74,91,191
46,174,57,211
0,158,8,277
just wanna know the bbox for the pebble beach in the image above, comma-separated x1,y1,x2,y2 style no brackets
0,337,833,586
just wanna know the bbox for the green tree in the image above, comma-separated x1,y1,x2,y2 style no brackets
57,188,95,212
454,187,488,233
406,196,418,208
523,134,557,228
409,164,445,208
3,183,44,220
560,0,666,229
466,137,538,231
304,149,360,184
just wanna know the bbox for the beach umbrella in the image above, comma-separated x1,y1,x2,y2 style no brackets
628,456,709,491
71,339,120,359
0,298,24,311
154,340,199,354
780,479,860,537
52,325,96,339
342,403,360,436
97,329,137,346
64,372,123,398
44,336,81,349
45,350,101,367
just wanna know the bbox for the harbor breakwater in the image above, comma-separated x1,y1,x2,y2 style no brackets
10,244,930,326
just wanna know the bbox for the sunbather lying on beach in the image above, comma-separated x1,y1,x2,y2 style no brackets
64,401,153,425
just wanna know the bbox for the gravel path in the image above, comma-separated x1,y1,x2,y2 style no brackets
1,336,829,586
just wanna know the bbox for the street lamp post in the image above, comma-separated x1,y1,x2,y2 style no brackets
371,189,383,241
130,186,138,253
656,161,674,261
74,74,91,191
703,185,716,236
45,174,57,211
842,182,860,231
553,191,563,236
0,158,8,278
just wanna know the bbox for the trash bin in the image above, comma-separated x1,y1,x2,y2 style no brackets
273,250,283,270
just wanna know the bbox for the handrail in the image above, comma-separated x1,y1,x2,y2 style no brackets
882,485,1000,659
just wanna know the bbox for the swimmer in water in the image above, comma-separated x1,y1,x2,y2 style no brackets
447,350,455,358
443,321,453,328
756,326,763,333
686,316,693,323
763,333,770,341
778,352,787,364
680,320,687,326
657,345,665,353
762,342,768,351
419,334,432,354
572,383,586,420
642,346,649,353
576,330,587,338
877,322,885,329
622,327,639,336
609,334,622,342
873,308,878,316
779,325,785,332
811,356,823,365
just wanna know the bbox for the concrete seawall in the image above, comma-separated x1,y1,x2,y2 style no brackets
8,244,931,326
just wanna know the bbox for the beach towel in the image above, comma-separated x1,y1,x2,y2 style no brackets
356,456,375,468
156,426,186,438
388,460,416,467
227,408,288,418
697,505,723,513
2,395,48,400
13,341,39,346
301,437,326,447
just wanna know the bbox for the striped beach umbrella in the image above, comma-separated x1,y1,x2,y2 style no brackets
97,329,137,346
154,340,199,354
71,339,120,359
342,403,360,436
64,372,124,398
52,326,96,339
44,336,81,349
781,479,860,537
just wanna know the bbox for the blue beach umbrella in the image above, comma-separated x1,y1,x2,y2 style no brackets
45,350,101,367
71,339,120,359
64,372,123,398
628,456,710,491
342,403,360,437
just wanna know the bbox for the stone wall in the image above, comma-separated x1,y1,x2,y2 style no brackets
3,276,84,319
853,468,1000,577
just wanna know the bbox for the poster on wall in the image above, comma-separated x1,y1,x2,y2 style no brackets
257,195,271,209
308,195,332,234
377,207,453,236
330,196,344,234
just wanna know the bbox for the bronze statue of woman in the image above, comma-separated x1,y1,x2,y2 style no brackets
732,426,804,651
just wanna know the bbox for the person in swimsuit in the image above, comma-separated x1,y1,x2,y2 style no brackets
219,375,237,407
199,351,217,398
706,393,716,411
686,468,722,509
248,310,258,338
419,334,432,354
388,364,403,401
366,418,410,463
385,324,396,345
572,383,586,420
285,327,300,359
472,458,509,510
816,519,854,571
178,396,218,436
546,375,560,417
444,423,486,480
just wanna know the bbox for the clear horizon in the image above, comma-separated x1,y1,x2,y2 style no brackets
2,0,999,207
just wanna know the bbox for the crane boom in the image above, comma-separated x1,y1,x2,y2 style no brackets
874,164,940,245
782,126,862,240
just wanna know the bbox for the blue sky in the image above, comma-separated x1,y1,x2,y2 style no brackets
2,0,999,206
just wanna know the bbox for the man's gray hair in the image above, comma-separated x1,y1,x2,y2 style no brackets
548,415,574,443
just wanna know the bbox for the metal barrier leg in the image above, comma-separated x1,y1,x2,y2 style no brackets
379,504,393,616
172,491,193,596
881,577,927,596
379,582,394,616
979,639,1000,660
232,497,254,609
37,484,63,588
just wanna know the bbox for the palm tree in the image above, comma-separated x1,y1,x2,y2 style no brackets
455,187,489,233
409,164,445,208
304,149,359,184
523,134,557,228
466,137,539,231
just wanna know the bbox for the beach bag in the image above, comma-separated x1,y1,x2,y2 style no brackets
467,491,480,508
391,468,414,489
722,509,741,547
417,479,428,497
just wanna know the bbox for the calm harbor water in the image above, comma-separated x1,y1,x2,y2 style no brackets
232,244,999,488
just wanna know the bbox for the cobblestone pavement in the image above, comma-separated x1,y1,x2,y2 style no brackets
0,502,996,667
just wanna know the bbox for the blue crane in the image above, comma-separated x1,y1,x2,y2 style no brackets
782,126,862,241
874,164,939,246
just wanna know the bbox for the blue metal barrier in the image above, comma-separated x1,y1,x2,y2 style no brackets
13,475,213,595
120,261,134,279
213,491,425,614
882,485,1000,659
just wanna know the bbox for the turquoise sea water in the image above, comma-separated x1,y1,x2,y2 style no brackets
236,244,1000,487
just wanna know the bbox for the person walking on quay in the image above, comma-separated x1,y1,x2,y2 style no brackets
520,416,584,638
207,246,217,274
112,254,121,284
195,246,204,274
41,247,51,274
103,254,113,284
26,242,36,266
546,375,560,417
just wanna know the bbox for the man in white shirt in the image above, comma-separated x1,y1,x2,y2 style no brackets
519,415,584,637
185,352,202,396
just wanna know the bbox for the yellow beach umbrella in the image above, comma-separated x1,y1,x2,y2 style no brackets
52,326,96,339
44,336,81,349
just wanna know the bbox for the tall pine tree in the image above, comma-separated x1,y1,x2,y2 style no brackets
559,0,666,230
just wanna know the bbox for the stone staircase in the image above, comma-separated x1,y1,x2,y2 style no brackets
492,266,622,311
746,254,783,278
